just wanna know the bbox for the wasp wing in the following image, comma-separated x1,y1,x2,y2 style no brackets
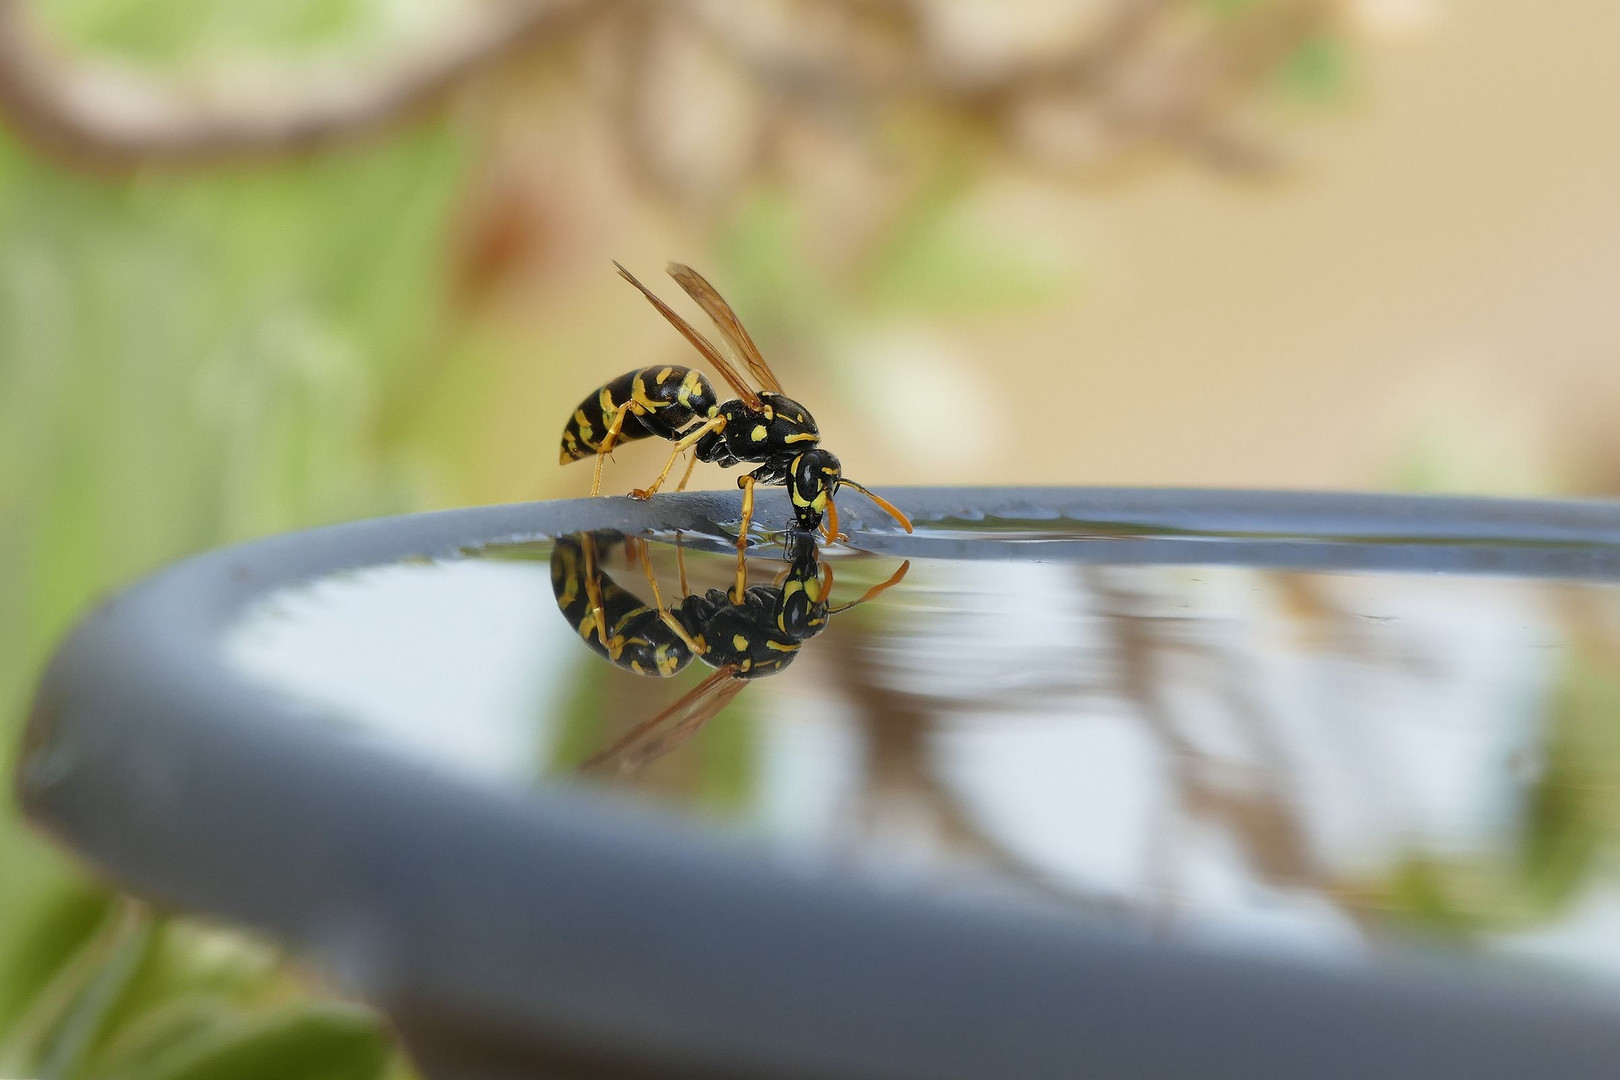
577,665,748,775
615,262,762,409
666,262,785,395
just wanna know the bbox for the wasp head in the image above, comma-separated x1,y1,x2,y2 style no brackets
788,449,841,532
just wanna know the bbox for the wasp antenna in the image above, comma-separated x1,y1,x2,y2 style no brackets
839,479,913,533
827,559,911,614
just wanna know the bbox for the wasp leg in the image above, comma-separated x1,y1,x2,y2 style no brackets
581,534,611,651
675,450,700,493
732,474,757,601
639,547,705,655
675,534,690,596
592,402,643,497
632,415,725,500
731,544,749,606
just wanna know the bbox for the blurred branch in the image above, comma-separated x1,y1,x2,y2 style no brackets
823,624,1139,924
1083,570,1353,930
679,0,1331,180
0,0,587,170
0,0,1333,183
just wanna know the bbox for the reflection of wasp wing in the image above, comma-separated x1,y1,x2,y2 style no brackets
577,666,747,775
614,261,762,409
666,262,785,395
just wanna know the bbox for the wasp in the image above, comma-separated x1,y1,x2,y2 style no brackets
550,530,908,773
559,262,913,551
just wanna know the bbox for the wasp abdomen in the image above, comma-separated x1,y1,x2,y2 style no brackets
559,366,719,464
551,537,694,677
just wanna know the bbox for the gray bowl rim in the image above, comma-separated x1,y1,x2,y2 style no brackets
18,485,1620,1080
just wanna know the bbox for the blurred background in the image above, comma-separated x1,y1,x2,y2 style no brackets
6,0,1620,1075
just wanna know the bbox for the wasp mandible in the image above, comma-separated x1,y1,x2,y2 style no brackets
559,263,913,550
550,530,909,773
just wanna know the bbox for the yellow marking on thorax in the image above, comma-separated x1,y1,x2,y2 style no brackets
732,633,750,650
657,366,675,384
784,432,817,443
765,640,798,652
751,425,768,442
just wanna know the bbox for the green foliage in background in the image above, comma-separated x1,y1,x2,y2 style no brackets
0,2,472,1075
2,0,1579,1071
1367,650,1620,938
2,901,399,1080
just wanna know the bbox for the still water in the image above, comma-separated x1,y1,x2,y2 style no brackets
225,515,1620,985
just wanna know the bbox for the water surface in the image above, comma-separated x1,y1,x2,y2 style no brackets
225,513,1620,985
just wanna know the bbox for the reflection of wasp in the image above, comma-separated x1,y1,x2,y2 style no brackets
558,262,913,549
551,531,908,773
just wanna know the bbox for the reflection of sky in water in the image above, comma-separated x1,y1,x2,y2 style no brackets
228,560,573,781
225,543,1620,986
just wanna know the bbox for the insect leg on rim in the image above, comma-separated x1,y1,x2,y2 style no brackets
591,401,645,497
733,474,757,601
637,542,706,655
581,533,611,651
631,415,726,500
675,533,691,596
676,451,700,492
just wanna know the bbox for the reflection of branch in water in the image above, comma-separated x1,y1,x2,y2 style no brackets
1080,569,1365,935
820,625,1140,925
1269,572,1436,853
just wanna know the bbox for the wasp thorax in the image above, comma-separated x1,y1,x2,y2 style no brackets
789,448,841,530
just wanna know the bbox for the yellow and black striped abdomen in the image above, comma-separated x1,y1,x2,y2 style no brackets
550,535,694,677
559,366,718,464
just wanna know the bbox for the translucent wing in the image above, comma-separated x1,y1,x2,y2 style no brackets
666,262,785,394
577,666,748,775
615,262,762,409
